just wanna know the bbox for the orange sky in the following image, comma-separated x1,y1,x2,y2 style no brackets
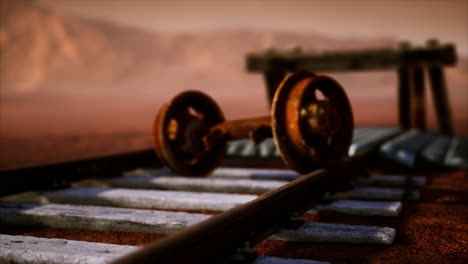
36,0,468,55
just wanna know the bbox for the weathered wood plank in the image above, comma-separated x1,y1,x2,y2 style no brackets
226,139,251,156
6,187,257,212
349,127,401,156
123,167,299,181
0,234,137,264
247,44,456,72
314,200,402,216
106,176,286,194
271,222,395,245
445,138,468,169
357,175,426,187
379,130,436,167
258,139,277,158
340,187,419,200
210,167,300,181
254,256,328,264
0,202,209,234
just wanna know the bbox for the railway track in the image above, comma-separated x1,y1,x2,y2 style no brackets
2,126,463,263
1,38,465,263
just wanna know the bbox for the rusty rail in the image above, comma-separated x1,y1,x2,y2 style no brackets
112,143,384,264
0,149,157,197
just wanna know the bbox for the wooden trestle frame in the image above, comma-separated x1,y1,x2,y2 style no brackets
246,39,457,135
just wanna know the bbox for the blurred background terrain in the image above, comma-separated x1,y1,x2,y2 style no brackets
1,0,467,169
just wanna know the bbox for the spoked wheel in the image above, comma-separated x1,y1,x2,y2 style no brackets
152,90,226,176
272,72,354,173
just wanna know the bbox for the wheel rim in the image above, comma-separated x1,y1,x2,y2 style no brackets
152,90,226,176
272,72,354,173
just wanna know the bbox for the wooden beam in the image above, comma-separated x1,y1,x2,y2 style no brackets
247,44,456,73
426,39,453,135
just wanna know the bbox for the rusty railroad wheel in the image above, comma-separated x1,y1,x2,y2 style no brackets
152,90,226,176
272,72,354,173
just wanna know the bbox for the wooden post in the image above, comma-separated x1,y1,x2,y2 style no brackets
263,70,286,106
398,42,411,129
262,46,300,107
410,65,426,130
426,39,453,135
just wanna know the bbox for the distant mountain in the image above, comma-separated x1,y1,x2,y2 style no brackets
0,0,466,137
0,0,164,95
0,0,396,96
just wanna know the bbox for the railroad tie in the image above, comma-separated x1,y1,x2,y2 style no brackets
270,222,396,245
0,202,209,234
105,176,287,195
0,234,331,264
28,187,257,212
0,234,136,264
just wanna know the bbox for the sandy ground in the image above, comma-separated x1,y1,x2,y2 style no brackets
0,132,152,169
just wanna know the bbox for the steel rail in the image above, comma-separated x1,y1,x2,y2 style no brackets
112,146,380,264
0,149,157,197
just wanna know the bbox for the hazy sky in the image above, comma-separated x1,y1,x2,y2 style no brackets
36,0,468,55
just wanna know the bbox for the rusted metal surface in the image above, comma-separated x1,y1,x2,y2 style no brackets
272,72,354,173
152,90,226,176
111,147,378,264
207,117,272,146
152,73,354,176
